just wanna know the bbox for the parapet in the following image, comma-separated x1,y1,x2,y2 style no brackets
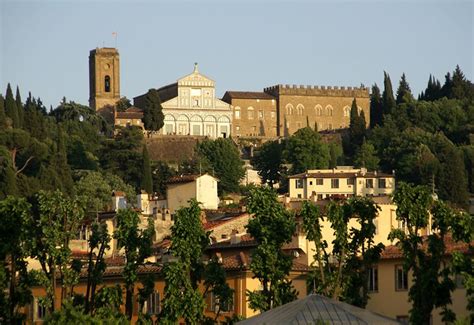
263,84,369,98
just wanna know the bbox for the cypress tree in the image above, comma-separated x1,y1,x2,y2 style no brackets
440,72,453,99
369,84,383,128
15,86,24,128
54,125,74,195
345,98,366,158
396,73,414,105
0,94,6,127
141,145,153,194
5,83,19,128
382,71,396,116
142,89,164,131
421,75,442,101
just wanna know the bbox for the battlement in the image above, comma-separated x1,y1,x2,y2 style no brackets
263,84,369,98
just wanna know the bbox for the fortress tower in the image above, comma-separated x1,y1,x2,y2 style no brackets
89,47,120,110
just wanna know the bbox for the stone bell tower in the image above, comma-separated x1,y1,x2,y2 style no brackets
89,47,120,110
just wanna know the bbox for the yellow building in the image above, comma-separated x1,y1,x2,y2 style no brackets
288,167,395,201
366,238,472,324
114,106,145,130
89,47,120,111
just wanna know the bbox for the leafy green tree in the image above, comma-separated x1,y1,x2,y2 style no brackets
252,140,283,187
301,198,383,307
15,86,24,128
27,190,85,313
396,73,414,105
0,197,33,323
101,127,144,190
4,83,19,128
353,140,379,171
285,127,330,174
197,138,245,194
369,84,383,128
0,147,18,199
142,89,164,131
151,161,175,196
388,183,470,324
160,200,209,323
141,145,153,194
382,71,396,117
114,208,154,319
115,97,132,112
84,222,111,314
245,187,297,312
53,125,74,195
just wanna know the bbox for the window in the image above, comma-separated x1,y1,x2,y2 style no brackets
395,265,408,291
331,179,339,188
309,181,313,185
378,178,386,188
398,219,406,233
104,75,111,92
75,224,88,240
193,98,200,107
146,291,160,315
295,179,304,189
236,126,240,131
248,107,254,119
373,218,379,235
317,194,323,200
366,179,374,188
271,111,275,119
235,109,240,119
347,178,355,186
258,111,264,119
368,267,378,292
297,194,302,199
343,106,351,117
34,298,47,321
207,291,234,313
316,179,323,185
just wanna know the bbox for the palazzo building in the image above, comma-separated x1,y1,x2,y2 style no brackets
134,64,232,138
223,84,370,137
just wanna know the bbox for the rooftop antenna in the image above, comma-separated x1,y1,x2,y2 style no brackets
112,32,118,48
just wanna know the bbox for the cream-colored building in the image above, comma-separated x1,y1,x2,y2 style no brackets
366,239,471,324
166,174,219,213
114,106,145,130
288,167,395,201
134,64,232,138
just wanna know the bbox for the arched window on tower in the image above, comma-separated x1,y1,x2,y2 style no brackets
104,76,111,93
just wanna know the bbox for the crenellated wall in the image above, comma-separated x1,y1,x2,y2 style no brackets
263,84,369,98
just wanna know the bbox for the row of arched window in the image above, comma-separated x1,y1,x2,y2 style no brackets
285,104,361,118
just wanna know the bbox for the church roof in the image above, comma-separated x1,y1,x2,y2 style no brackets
237,294,400,325
222,91,275,101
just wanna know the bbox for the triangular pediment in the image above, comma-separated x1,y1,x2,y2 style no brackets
177,64,215,87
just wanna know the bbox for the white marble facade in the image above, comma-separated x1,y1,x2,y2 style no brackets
160,64,232,138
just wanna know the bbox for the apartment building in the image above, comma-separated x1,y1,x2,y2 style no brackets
288,167,395,201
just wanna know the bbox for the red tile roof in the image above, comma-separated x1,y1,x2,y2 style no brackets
203,213,250,230
381,236,474,260
289,171,393,179
223,91,275,100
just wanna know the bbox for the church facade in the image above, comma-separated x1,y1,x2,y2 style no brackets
134,64,232,138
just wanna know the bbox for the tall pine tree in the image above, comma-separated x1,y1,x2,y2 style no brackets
382,71,396,117
15,86,23,128
369,84,383,128
0,94,6,128
451,65,471,100
5,84,19,128
396,73,414,105
141,145,153,194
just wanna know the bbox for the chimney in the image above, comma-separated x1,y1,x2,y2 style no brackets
230,231,241,244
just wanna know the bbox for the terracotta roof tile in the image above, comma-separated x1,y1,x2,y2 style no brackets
223,91,275,100
381,236,474,260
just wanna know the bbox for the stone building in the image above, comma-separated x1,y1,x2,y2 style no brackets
89,47,120,111
134,64,232,138
222,84,370,137
114,106,144,129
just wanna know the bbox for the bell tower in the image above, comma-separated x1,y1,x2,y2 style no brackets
89,47,120,110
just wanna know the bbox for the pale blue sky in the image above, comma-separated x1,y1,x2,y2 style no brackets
1,0,473,108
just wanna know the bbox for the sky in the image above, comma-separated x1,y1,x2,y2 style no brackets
1,0,473,109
